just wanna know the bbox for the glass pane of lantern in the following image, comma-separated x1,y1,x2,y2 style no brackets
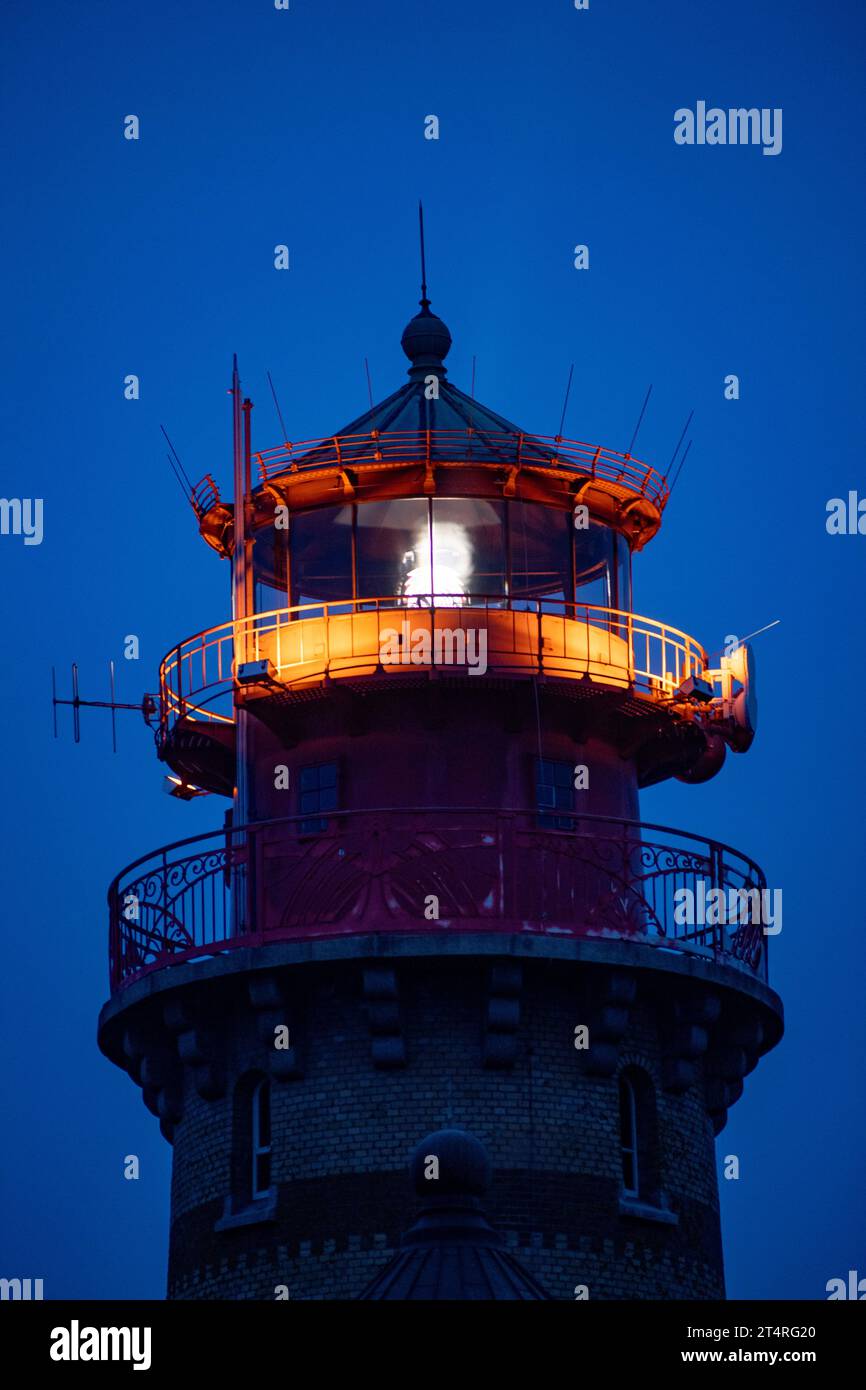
614,530,632,613
253,524,289,614
510,501,573,612
573,524,613,612
289,505,354,613
356,498,430,605
431,498,506,606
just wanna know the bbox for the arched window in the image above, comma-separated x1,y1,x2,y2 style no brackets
250,1077,272,1199
618,1067,660,1204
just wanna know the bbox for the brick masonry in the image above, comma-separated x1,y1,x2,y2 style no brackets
164,956,725,1300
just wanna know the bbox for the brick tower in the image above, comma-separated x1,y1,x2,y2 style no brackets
97,284,782,1300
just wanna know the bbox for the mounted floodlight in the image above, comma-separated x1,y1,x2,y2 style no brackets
236,658,277,686
163,775,208,800
675,673,714,703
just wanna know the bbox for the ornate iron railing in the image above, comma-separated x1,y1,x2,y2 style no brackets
108,809,768,990
158,597,707,741
246,430,668,508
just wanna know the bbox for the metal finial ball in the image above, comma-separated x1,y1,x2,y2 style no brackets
410,1128,491,1197
400,308,452,366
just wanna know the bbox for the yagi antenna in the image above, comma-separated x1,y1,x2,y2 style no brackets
109,659,118,754
72,663,80,743
52,662,157,752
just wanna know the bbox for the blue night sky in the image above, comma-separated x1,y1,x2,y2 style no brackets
1,0,864,1299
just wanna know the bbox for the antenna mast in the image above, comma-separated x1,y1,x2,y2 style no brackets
557,364,575,439
626,384,653,457
231,357,254,830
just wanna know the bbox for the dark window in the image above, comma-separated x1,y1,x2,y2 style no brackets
535,757,574,830
253,522,289,614
613,530,632,613
232,1072,272,1206
511,501,573,610
618,1067,660,1203
251,1078,272,1199
287,505,354,613
619,1074,639,1196
299,761,338,834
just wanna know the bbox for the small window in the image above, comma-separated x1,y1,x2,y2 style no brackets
299,761,339,834
231,1072,273,1209
619,1074,639,1197
251,1078,272,1200
535,757,574,830
618,1067,660,1204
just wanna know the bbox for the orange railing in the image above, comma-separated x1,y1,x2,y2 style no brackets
158,597,707,741
247,430,668,507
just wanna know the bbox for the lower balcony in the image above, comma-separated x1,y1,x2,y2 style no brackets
108,809,769,991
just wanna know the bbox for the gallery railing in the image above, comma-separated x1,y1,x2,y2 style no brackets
108,808,769,990
235,429,669,507
158,597,708,742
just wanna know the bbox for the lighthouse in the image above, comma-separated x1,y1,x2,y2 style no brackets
97,280,782,1300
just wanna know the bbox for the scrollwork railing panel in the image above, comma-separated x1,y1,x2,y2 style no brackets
108,810,768,989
